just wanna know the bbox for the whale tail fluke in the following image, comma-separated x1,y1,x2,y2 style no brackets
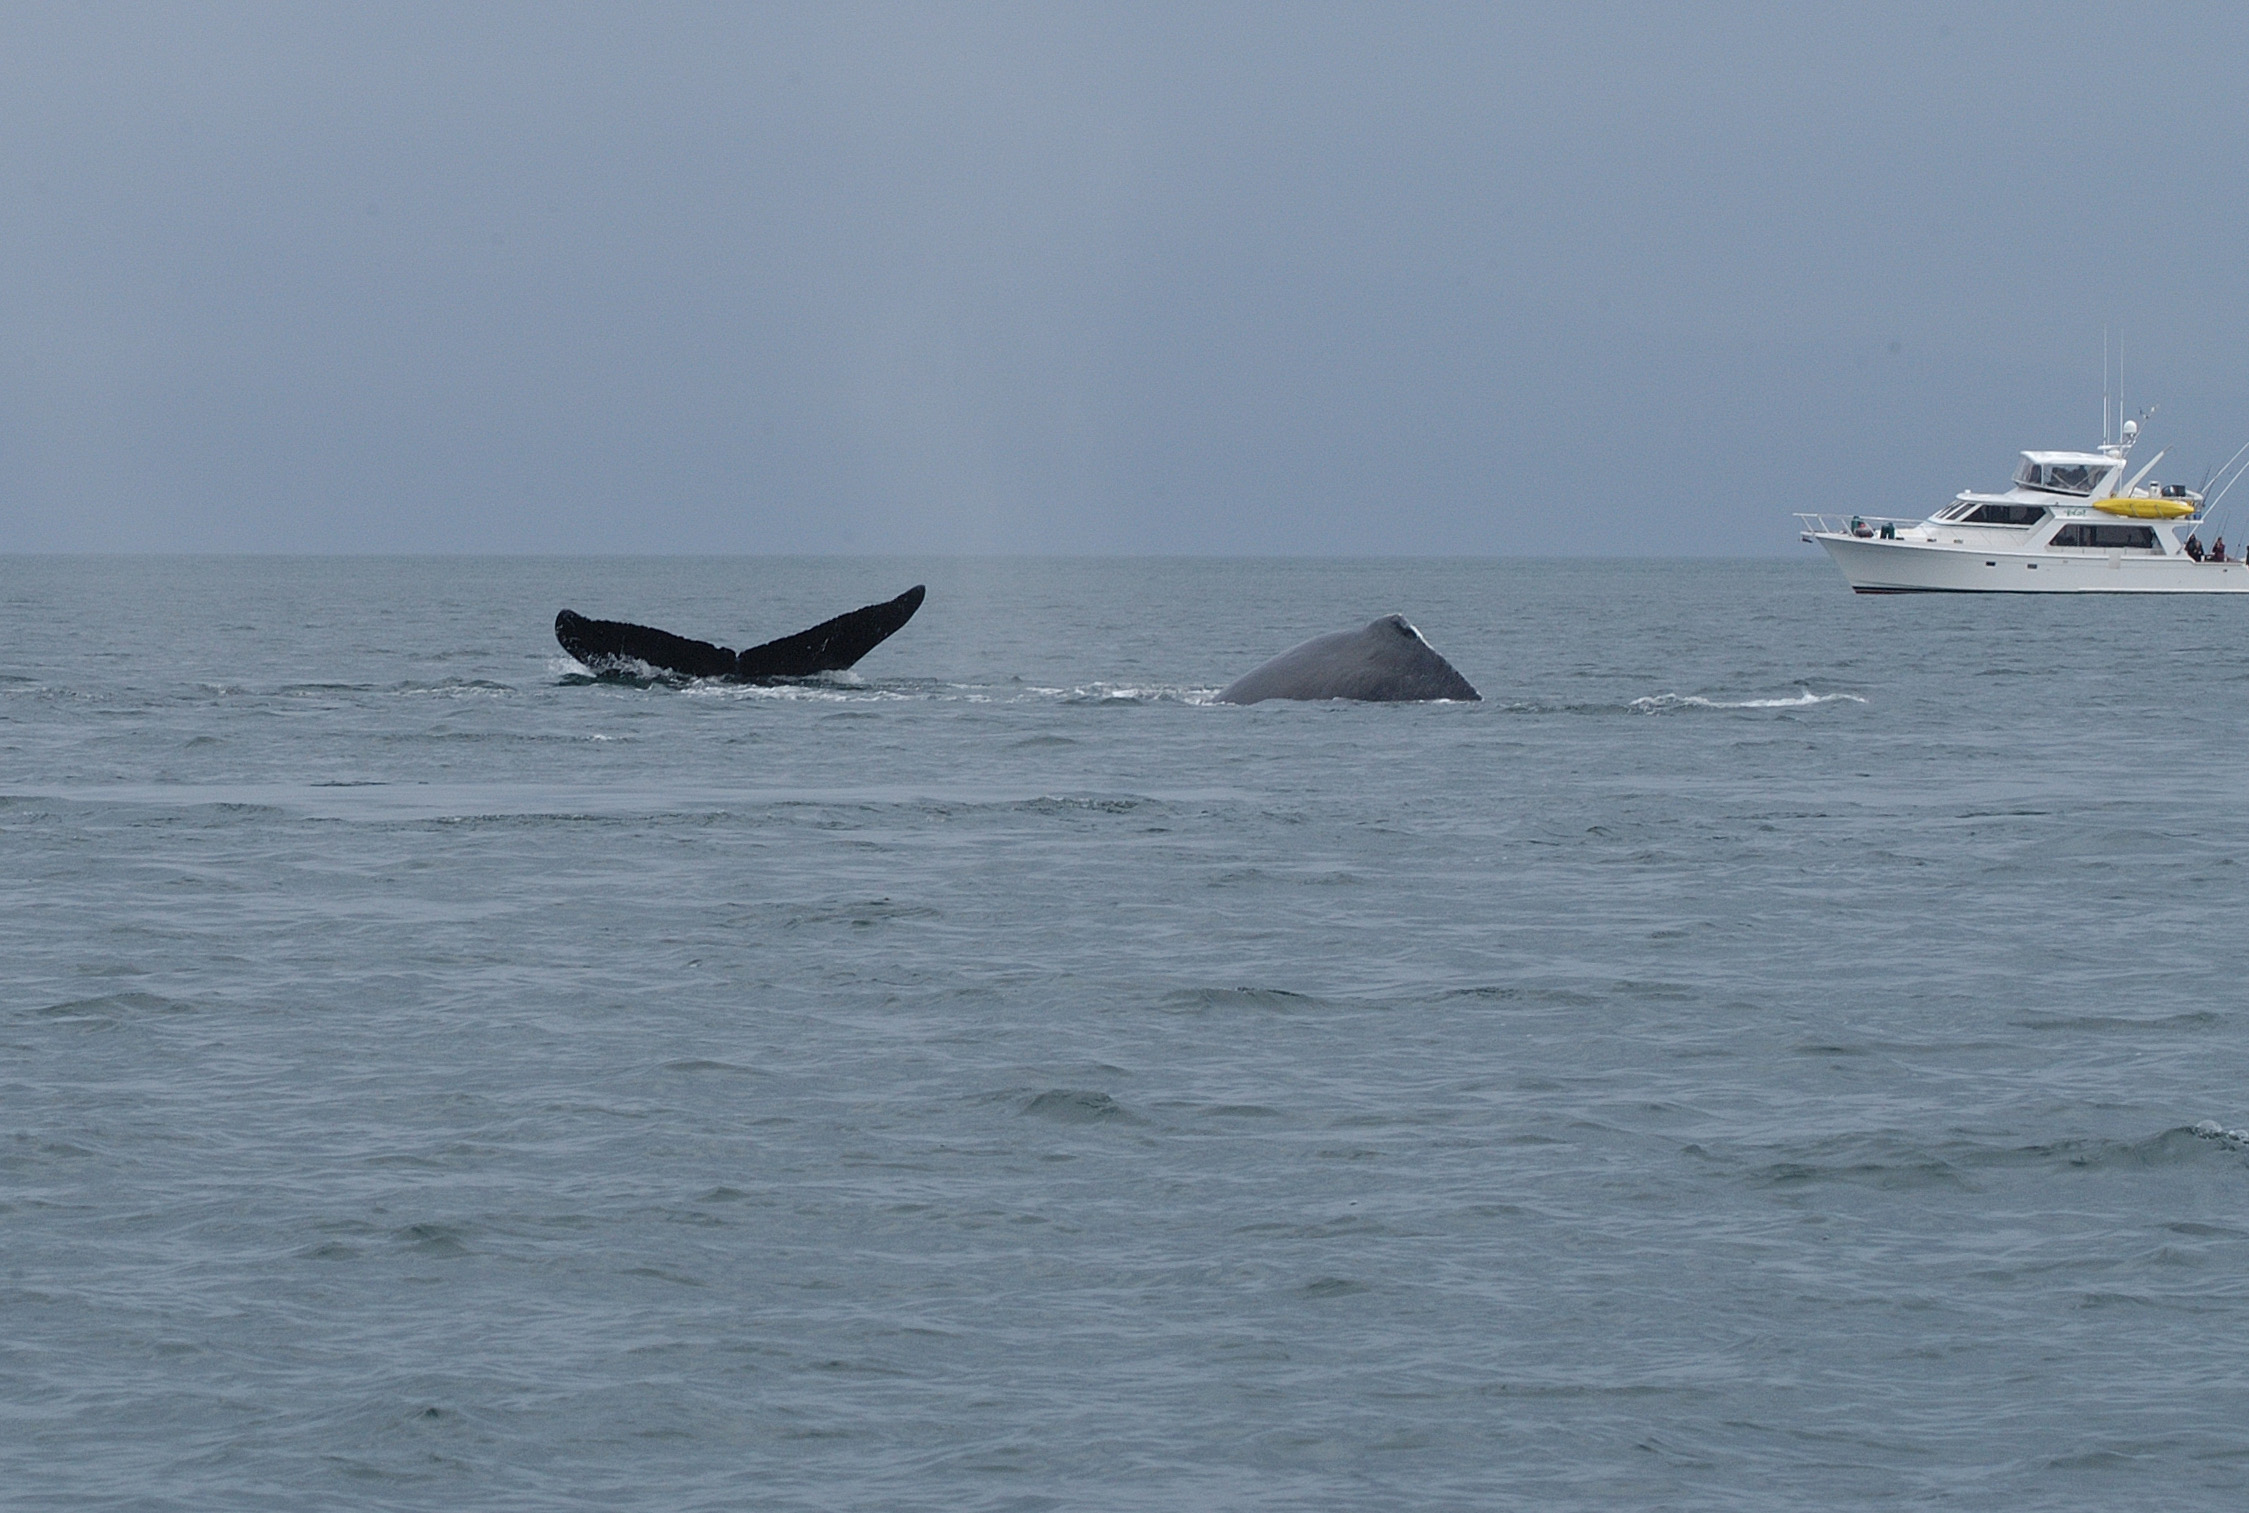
734,584,926,679
555,586,926,682
554,609,737,678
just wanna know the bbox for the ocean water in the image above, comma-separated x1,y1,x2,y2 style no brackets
4,555,2247,1511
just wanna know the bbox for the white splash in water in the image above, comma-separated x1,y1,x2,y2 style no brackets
2193,1120,2249,1148
1631,689,1869,713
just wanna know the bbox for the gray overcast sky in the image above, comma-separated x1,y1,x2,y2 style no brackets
8,2,2249,554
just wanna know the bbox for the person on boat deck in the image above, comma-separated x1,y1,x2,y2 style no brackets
2214,536,2228,563
2186,533,2205,561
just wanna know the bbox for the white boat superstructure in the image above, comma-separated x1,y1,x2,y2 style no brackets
1799,422,2249,593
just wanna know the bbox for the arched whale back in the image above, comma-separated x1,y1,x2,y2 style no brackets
556,585,926,682
1217,614,1479,704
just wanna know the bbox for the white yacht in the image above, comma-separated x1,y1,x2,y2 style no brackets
1799,421,2249,592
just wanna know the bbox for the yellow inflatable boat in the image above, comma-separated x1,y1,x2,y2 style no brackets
2091,496,2197,520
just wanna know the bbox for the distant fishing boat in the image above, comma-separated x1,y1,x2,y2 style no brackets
1797,419,2249,593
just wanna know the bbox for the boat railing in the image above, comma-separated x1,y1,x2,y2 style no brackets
1796,512,1920,539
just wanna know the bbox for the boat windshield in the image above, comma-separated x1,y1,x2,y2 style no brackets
1961,503,2048,526
2015,459,2109,495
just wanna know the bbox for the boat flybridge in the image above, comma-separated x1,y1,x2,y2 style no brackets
1799,420,2249,593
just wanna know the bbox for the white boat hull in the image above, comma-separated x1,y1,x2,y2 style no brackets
1813,534,2249,593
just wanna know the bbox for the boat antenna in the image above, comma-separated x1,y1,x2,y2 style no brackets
2197,463,2227,530
2103,325,2111,445
2203,437,2249,504
2190,429,2249,536
2204,449,2249,526
2201,442,2249,524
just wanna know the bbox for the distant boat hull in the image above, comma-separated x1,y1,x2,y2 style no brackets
1813,534,2249,593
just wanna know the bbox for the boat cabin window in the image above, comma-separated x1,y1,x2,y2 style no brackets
2049,523,2158,550
1960,503,2048,526
2014,460,2110,495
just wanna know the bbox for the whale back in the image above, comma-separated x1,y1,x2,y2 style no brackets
1216,615,1479,704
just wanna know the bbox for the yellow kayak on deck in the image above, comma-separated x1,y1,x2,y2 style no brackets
2091,496,2197,519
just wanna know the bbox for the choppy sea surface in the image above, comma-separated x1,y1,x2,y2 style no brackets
5,555,2248,1511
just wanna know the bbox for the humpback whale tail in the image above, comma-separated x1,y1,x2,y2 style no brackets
556,585,926,682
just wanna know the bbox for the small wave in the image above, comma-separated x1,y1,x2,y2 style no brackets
2193,1120,2249,1149
1750,1154,1974,1191
1016,794,1152,816
1008,682,1220,705
552,659,921,701
1055,684,1212,705
31,990,196,1021
687,680,905,703
1747,1125,2249,1182
1159,986,1330,1014
1631,689,1868,713
391,1222,471,1257
547,670,1221,705
2018,1010,2221,1033
783,898,940,928
1023,1089,1129,1124
388,679,515,698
